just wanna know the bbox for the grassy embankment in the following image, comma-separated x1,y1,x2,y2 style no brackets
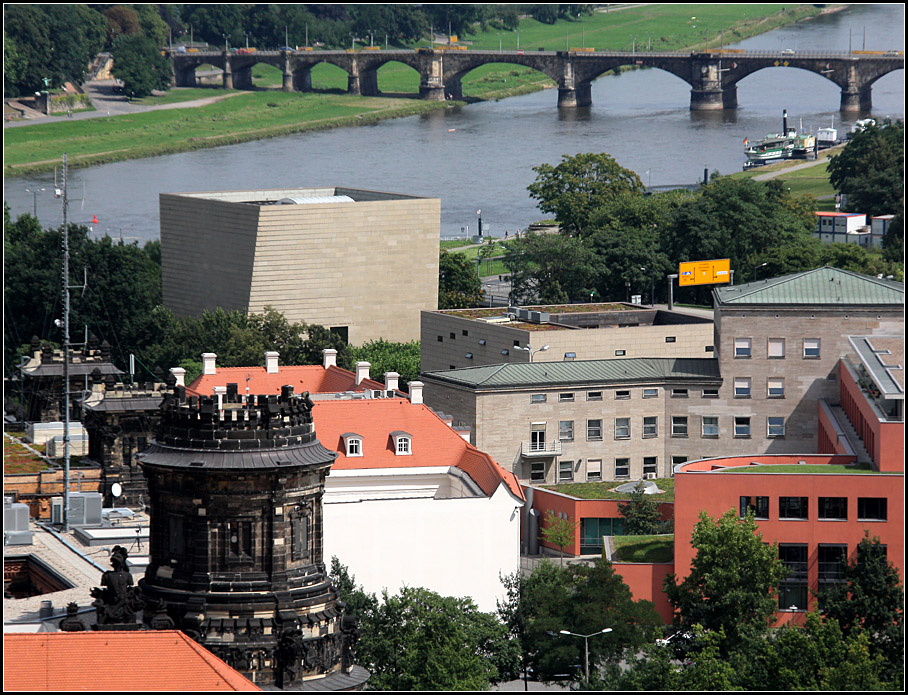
733,144,845,211
6,4,823,177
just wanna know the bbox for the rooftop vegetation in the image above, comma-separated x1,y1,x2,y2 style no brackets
613,534,674,563
543,478,675,503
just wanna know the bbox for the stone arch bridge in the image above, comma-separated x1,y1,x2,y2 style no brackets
170,48,904,112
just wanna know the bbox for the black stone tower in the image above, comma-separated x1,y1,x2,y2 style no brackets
137,384,368,689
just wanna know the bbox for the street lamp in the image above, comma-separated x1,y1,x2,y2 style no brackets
516,345,550,362
753,262,768,282
558,628,613,684
25,187,46,217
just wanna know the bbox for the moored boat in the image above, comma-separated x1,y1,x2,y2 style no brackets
744,110,816,162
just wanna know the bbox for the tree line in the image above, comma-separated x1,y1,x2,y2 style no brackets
501,124,903,308
3,205,419,389
330,512,903,690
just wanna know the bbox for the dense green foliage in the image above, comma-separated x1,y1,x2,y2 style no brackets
664,510,787,656
498,559,661,687
509,153,903,305
617,483,665,536
350,339,421,385
330,560,519,691
438,249,484,309
111,34,172,98
539,510,576,566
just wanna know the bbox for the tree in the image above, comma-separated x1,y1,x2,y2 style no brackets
527,153,645,237
438,249,483,309
350,339,421,385
664,509,786,656
500,559,661,686
503,231,596,305
540,510,575,566
618,482,664,535
817,534,905,688
827,121,904,217
111,34,171,97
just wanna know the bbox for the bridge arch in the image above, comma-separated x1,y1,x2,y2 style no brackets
442,59,558,101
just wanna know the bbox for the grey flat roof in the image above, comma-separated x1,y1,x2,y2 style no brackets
423,357,721,390
848,336,905,398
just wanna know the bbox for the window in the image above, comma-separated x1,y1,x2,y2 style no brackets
587,419,602,441
803,338,821,358
531,393,547,403
734,377,751,398
559,420,574,441
643,457,657,476
559,460,574,482
671,388,688,398
580,517,626,553
767,417,785,437
819,497,848,520
701,416,719,438
671,416,688,437
344,435,363,457
530,461,546,482
615,458,630,478
705,345,714,353
671,456,688,467
291,513,309,561
615,349,626,356
767,378,785,398
768,338,785,359
514,340,521,347
437,335,443,342
396,436,411,455
450,332,456,339
779,544,808,610
779,497,808,520
615,417,630,439
665,336,676,343
739,495,769,519
702,388,719,398
226,519,253,562
587,391,603,401
586,459,602,482
530,424,546,452
615,390,630,400
734,337,752,358
559,392,574,403
818,544,848,600
643,388,658,398
462,329,469,336
643,416,658,438
734,416,751,437
857,497,887,520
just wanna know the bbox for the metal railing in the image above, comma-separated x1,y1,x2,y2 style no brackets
521,440,562,457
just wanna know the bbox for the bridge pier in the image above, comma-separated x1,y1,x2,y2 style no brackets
557,84,592,108
222,53,233,90
282,55,293,92
840,87,872,112
359,69,380,97
689,89,724,110
420,52,447,101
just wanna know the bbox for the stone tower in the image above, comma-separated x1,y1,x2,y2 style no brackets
137,384,368,689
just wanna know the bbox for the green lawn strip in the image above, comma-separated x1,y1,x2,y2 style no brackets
613,534,675,563
718,463,895,474
131,87,241,105
542,478,675,503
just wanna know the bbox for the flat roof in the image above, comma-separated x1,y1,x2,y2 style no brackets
163,187,432,205
849,335,905,398
423,357,721,390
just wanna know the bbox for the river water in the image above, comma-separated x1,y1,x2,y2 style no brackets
4,4,904,243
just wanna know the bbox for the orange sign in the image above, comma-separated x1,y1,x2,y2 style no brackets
678,259,731,286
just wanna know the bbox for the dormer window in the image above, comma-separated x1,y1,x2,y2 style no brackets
341,433,363,457
390,431,413,456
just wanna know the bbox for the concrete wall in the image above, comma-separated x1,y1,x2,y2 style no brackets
161,189,440,345
421,309,715,373
322,475,520,612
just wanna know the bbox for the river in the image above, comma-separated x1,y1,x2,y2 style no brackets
4,4,904,244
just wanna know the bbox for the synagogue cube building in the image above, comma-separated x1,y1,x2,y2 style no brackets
161,187,440,344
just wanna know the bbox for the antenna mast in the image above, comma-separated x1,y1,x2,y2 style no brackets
61,154,72,532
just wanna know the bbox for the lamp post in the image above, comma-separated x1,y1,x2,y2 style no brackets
25,187,46,217
753,262,768,282
516,345,550,362
558,628,613,684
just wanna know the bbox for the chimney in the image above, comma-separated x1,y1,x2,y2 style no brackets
265,351,279,374
384,371,400,393
323,348,338,369
213,386,226,410
202,353,217,376
170,367,186,387
355,361,371,386
409,381,424,405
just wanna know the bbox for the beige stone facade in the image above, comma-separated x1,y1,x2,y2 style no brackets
421,305,715,373
161,187,440,345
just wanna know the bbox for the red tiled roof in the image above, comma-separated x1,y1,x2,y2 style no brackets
3,631,260,691
313,399,524,501
188,364,386,397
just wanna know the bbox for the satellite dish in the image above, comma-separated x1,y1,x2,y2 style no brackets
111,482,123,498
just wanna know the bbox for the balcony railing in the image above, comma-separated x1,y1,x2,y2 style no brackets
521,440,562,457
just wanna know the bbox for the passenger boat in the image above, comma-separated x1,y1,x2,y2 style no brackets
744,110,815,161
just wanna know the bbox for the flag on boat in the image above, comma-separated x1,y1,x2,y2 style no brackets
743,137,748,146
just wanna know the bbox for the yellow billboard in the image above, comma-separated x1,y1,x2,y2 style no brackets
678,259,731,286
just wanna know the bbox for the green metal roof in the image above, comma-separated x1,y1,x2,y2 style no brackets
423,358,721,390
714,266,904,307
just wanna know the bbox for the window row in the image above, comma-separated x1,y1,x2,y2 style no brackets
341,432,412,457
532,456,661,483
530,386,720,403
734,337,821,359
733,377,787,398
546,416,787,441
740,495,888,521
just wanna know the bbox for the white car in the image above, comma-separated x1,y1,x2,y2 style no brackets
781,48,795,55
